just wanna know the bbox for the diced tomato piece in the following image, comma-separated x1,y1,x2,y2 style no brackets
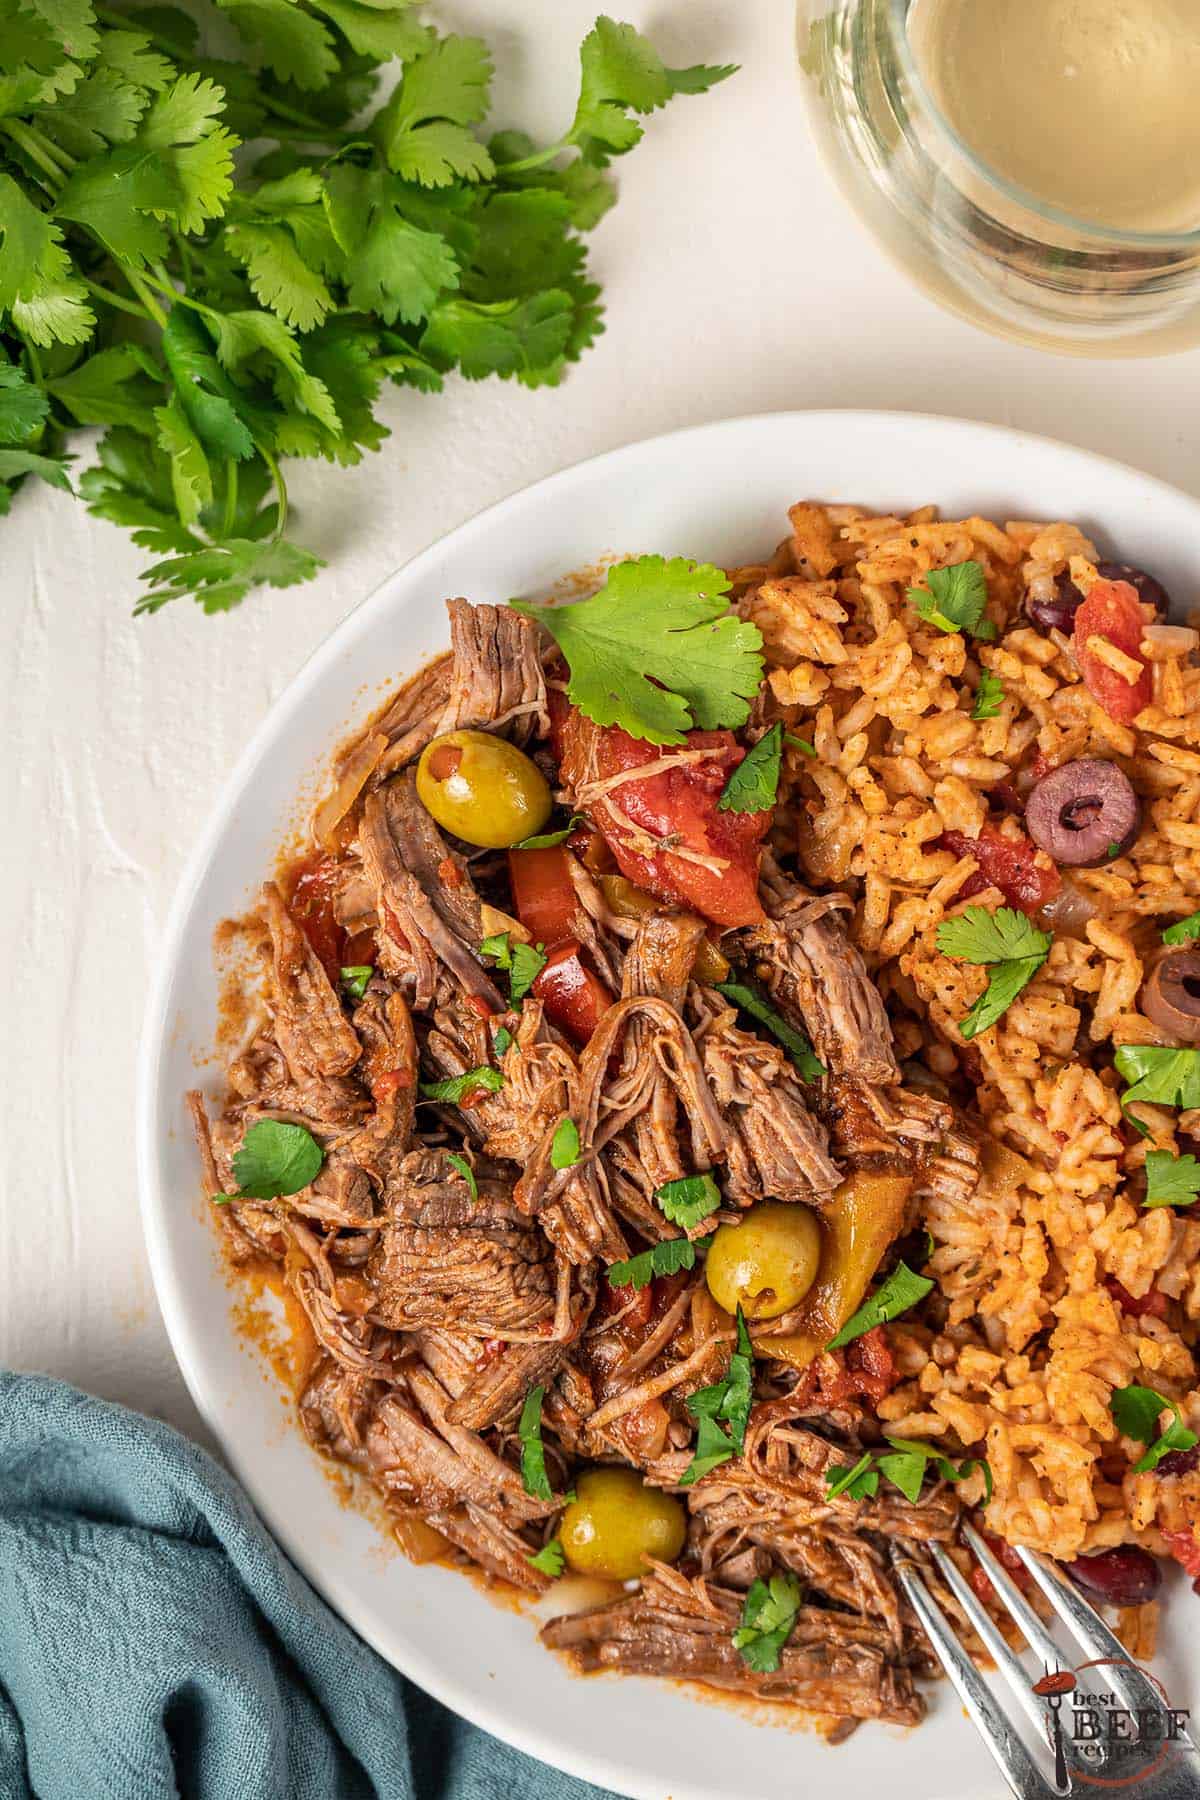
1105,1276,1168,1320
550,695,768,929
845,1326,898,1406
287,854,346,981
941,824,1062,915
508,845,578,948
1162,1528,1200,1591
1073,579,1153,723
533,938,613,1046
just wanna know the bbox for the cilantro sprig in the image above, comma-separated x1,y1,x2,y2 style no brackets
518,1384,554,1502
340,964,373,1001
826,1261,934,1349
550,1117,581,1170
655,1171,721,1229
972,669,1005,721
514,556,763,746
212,1117,323,1202
479,931,546,1003
527,1537,565,1577
1143,1149,1200,1209
936,905,1051,1040
606,1236,701,1290
1163,910,1200,946
1115,1046,1200,1130
0,12,733,613
446,1150,477,1200
824,1439,993,1506
717,722,783,815
419,1064,504,1105
732,1573,802,1674
907,560,996,641
679,1307,753,1487
1110,1384,1198,1474
514,814,584,850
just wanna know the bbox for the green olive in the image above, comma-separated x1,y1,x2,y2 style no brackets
704,1200,822,1321
559,1468,686,1582
416,729,552,849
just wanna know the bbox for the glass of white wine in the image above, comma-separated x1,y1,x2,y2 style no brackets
798,0,1200,356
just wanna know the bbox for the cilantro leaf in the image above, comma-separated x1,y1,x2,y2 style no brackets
717,722,783,814
876,1437,989,1505
325,163,459,326
513,556,762,747
518,1384,554,1502
446,1150,477,1201
1163,910,1200,946
491,1025,513,1057
514,814,583,850
376,34,493,186
785,732,816,758
715,979,825,1081
1115,1046,1200,1125
419,1065,504,1105
655,1171,721,1229
972,669,1005,721
550,1117,581,1170
340,964,373,1001
528,1537,565,1577
825,1452,879,1501
679,1307,753,1485
0,448,72,492
229,1118,323,1198
47,344,164,433
732,1573,802,1674
936,905,1051,1040
1143,1149,1200,1209
826,1261,934,1349
568,17,736,163
1111,1383,1198,1474
0,363,49,444
607,1236,696,1291
479,931,547,1004
907,560,995,641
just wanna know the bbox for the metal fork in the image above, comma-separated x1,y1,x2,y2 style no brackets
891,1525,1200,1799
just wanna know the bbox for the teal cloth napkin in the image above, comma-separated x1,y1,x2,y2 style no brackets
0,1372,614,1800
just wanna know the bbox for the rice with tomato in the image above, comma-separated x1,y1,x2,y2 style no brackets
739,501,1200,1641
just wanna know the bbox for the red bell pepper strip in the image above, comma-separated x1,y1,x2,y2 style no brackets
532,939,612,1047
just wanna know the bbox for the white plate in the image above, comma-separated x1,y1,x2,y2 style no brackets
138,411,1199,1800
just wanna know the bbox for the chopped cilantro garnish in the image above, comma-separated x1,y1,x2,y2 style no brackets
492,1025,513,1057
732,1573,803,1673
550,1117,581,1170
826,1261,934,1349
655,1171,721,1229
936,905,1051,1040
479,931,547,1003
825,1452,879,1501
446,1151,478,1201
1143,1148,1200,1209
1115,1046,1200,1131
518,1385,554,1502
715,979,825,1080
907,560,995,641
1163,910,1200,946
1111,1383,1198,1474
419,1065,504,1105
218,1119,322,1202
679,1308,753,1487
514,815,584,850
785,732,817,759
513,556,763,747
340,965,373,1001
971,669,1004,721
527,1537,565,1577
606,1236,697,1290
717,722,783,814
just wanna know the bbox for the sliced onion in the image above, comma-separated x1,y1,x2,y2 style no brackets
530,1574,627,1620
1038,876,1096,937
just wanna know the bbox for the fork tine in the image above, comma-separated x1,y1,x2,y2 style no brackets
1015,1548,1189,1737
962,1524,1064,1668
891,1547,1056,1800
929,1543,1048,1738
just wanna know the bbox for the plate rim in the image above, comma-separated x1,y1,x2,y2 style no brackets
137,406,1200,1798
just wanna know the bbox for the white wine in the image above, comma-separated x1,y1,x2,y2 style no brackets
907,0,1200,233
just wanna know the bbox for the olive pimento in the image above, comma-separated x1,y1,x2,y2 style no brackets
416,729,553,848
1024,760,1141,867
1142,949,1200,1045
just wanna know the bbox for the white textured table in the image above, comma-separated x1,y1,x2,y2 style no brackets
6,0,1200,1443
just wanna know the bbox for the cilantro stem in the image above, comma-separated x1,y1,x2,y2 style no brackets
495,138,572,175
259,95,358,143
0,121,70,187
122,267,170,330
256,442,289,542
221,459,238,539
81,277,153,321
21,338,43,385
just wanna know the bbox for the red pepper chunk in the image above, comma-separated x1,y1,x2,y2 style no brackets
941,824,1061,916
507,845,578,948
1073,578,1152,723
532,939,612,1047
550,693,767,930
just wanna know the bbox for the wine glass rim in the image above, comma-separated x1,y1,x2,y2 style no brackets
888,0,1200,249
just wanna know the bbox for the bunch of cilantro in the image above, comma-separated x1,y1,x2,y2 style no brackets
0,3,733,614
